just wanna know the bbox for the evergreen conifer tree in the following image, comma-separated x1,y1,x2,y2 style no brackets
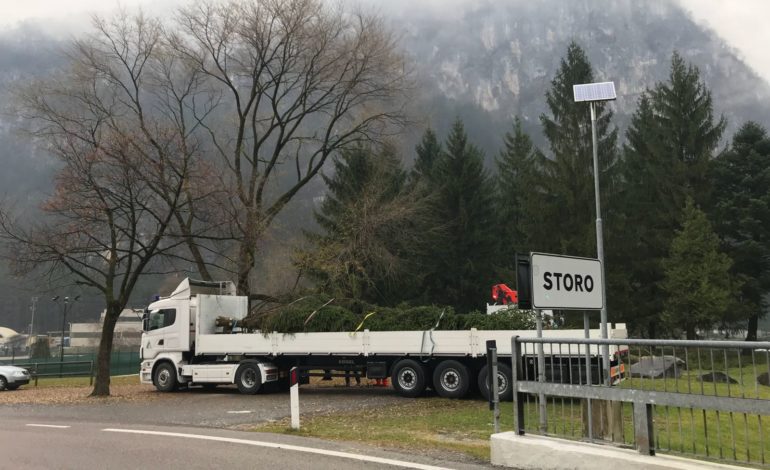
661,199,733,339
412,128,442,183
620,52,726,336
422,119,499,312
709,122,770,341
539,42,619,257
299,144,427,304
494,117,543,276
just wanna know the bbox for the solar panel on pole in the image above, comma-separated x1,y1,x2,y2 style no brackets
573,82,617,102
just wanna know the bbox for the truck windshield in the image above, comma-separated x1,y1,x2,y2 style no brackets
145,308,176,331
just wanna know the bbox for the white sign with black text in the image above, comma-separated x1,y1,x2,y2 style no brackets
531,253,603,310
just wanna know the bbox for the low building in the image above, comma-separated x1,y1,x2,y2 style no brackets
0,327,27,356
70,309,143,349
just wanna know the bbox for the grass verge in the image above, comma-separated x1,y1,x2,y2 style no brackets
253,397,506,462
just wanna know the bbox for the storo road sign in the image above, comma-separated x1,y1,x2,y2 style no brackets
531,253,603,310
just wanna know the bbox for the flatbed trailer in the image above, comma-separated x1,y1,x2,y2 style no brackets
139,279,627,399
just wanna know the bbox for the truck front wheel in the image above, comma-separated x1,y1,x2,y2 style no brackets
433,360,470,398
153,362,178,392
236,363,262,395
391,359,427,398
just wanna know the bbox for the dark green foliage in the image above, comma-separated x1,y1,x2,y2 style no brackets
412,128,442,183
709,122,770,340
419,119,500,312
538,42,619,257
660,199,734,339
247,295,359,334
245,295,536,333
619,52,726,336
298,143,431,304
494,117,542,277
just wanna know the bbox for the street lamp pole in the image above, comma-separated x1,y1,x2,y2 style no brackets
573,81,616,385
60,297,69,372
53,295,79,377
590,101,610,384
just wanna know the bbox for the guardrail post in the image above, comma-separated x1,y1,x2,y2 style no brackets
511,336,525,435
290,367,300,430
633,401,655,456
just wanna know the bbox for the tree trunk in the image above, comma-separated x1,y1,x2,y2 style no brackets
174,211,213,281
686,324,696,340
746,313,759,342
90,302,121,397
647,321,656,338
237,239,254,296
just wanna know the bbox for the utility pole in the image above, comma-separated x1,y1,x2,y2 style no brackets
28,296,38,356
29,296,38,338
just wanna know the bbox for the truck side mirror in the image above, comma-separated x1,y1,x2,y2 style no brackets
142,312,149,332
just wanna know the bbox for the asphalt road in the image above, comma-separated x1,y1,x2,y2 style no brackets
0,385,494,470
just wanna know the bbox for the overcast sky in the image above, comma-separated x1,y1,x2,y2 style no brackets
2,0,769,84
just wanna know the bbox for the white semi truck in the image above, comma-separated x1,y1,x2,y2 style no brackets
140,278,627,399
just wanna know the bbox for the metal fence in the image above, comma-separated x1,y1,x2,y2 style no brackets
511,336,770,467
0,349,140,380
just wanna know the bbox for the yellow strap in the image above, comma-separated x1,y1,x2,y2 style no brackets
350,311,376,336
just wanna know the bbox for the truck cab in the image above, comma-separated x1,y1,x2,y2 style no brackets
140,278,278,393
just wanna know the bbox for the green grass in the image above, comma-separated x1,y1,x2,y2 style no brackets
254,354,770,467
254,398,505,461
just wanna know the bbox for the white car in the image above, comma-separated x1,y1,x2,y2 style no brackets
0,365,31,391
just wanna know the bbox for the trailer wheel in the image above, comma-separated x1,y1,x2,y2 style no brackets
477,363,513,402
153,362,178,393
391,359,427,398
432,360,470,398
236,363,262,395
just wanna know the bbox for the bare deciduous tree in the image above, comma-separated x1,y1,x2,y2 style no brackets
0,0,409,395
169,0,411,295
1,12,208,396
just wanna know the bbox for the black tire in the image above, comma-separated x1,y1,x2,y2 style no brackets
391,359,428,398
0,376,6,391
153,362,178,393
235,363,262,395
432,360,471,398
477,363,513,402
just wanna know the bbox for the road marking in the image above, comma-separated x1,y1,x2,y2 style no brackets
226,410,253,414
103,428,453,470
26,424,71,429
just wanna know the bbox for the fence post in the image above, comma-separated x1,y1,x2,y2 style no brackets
511,336,525,435
633,401,655,456
486,340,500,433
89,360,94,386
536,310,547,433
